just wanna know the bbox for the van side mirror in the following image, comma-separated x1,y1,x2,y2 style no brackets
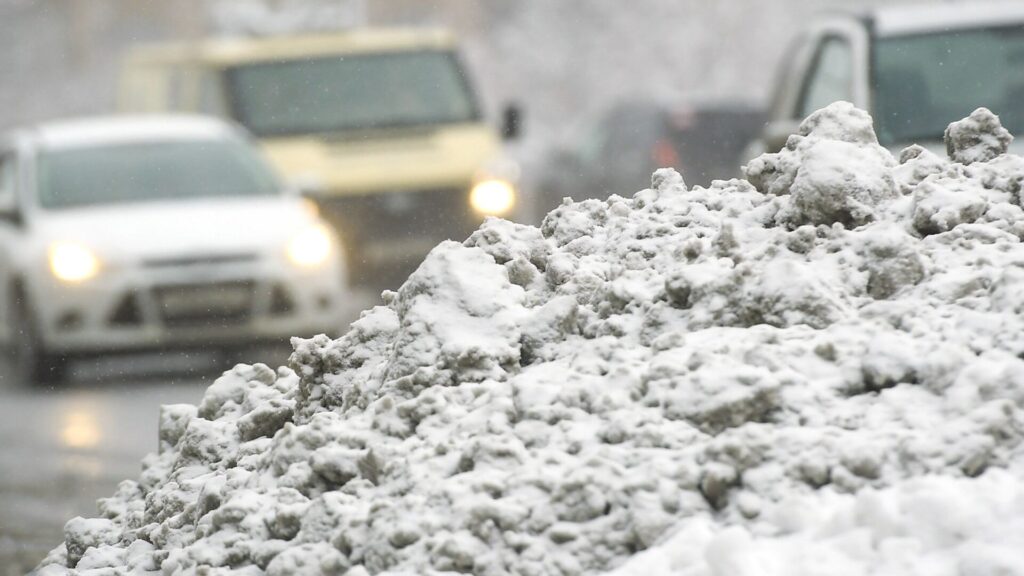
762,119,802,153
501,103,523,141
0,195,22,225
289,175,326,199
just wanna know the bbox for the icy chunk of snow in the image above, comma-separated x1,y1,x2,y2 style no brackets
945,107,1013,165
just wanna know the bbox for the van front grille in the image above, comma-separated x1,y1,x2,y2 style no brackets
318,187,479,256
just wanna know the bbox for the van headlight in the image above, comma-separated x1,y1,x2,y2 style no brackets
49,243,100,283
287,224,333,268
469,179,517,217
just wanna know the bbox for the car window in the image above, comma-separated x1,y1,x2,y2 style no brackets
36,138,280,209
873,25,1024,146
225,50,480,137
797,35,853,118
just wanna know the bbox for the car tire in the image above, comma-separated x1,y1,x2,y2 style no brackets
9,290,68,388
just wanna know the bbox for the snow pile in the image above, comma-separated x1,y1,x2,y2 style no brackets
37,103,1024,575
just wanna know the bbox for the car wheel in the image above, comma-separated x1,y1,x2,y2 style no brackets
9,291,68,388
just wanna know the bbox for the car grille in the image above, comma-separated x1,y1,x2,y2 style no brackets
153,280,256,329
142,253,259,269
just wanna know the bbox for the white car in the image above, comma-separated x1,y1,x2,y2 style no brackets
0,115,347,384
747,2,1024,157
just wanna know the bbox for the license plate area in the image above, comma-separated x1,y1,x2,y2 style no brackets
154,281,255,328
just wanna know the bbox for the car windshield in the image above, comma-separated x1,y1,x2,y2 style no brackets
36,138,280,209
225,50,480,137
873,25,1024,146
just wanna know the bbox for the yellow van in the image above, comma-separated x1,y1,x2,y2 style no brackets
119,28,522,283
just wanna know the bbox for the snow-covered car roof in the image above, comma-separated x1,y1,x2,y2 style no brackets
869,2,1024,37
30,115,239,151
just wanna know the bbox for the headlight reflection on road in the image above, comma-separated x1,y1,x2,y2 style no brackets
60,408,101,450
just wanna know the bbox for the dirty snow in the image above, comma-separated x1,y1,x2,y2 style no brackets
37,103,1024,575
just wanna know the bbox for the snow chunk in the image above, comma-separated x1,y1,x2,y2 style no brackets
63,517,121,567
861,223,927,299
651,166,686,192
894,144,948,195
797,100,878,144
609,470,1024,576
384,241,524,388
912,175,989,235
745,101,897,227
945,107,1013,165
783,138,897,227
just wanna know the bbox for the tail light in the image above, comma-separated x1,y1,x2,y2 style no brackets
652,138,680,168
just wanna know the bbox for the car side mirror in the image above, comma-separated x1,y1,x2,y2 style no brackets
501,103,523,141
763,119,802,153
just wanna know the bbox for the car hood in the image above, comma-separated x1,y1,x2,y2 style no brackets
259,123,500,194
33,196,317,264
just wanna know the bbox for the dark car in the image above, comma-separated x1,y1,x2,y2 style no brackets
536,100,765,215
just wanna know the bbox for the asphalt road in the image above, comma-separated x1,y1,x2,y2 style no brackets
0,291,378,575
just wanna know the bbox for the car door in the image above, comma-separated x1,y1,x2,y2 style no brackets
0,146,22,348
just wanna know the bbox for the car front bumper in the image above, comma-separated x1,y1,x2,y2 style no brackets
31,254,349,355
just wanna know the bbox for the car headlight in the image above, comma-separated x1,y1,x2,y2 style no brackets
287,224,333,268
49,243,100,283
469,179,516,217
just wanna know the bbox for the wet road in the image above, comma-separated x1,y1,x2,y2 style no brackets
0,350,283,574
0,292,377,575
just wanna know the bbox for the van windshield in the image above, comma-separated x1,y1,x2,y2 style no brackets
873,25,1024,146
37,139,280,209
226,50,481,137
